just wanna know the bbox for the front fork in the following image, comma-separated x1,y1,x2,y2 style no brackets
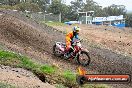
73,51,81,62
74,48,89,62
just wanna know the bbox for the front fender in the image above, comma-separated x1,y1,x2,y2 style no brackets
81,48,89,52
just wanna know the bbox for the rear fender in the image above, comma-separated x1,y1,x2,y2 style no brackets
56,42,64,52
56,42,62,48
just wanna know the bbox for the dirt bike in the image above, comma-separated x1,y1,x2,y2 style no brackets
53,39,91,66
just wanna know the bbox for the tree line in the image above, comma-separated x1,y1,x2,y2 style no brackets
0,0,131,27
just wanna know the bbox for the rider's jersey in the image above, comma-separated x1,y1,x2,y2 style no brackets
71,34,79,44
65,31,79,51
66,31,79,44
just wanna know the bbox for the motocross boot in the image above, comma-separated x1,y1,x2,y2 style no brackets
64,47,73,59
64,50,70,59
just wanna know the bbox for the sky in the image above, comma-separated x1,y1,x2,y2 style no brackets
65,0,132,12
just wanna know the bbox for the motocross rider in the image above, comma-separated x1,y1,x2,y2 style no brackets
65,26,81,58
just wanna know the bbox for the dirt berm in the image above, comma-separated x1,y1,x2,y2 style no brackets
0,10,132,88
0,10,65,54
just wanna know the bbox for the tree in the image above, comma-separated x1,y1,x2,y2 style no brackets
8,0,21,6
48,0,79,21
33,0,50,12
103,4,127,16
68,0,85,20
62,5,79,21
17,0,50,12
70,0,85,12
0,0,8,5
0,0,21,5
48,0,62,14
126,13,132,27
14,2,41,12
83,0,103,16
49,0,69,21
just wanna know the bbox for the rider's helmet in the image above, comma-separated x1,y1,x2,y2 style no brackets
73,26,81,34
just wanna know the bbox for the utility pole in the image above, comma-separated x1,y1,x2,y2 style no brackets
86,12,87,24
59,12,61,22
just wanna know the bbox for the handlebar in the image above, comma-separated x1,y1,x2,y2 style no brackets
73,39,83,43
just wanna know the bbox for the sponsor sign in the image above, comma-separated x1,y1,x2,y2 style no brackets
76,66,131,85
93,15,124,22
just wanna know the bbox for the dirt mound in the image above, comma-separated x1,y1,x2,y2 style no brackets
0,65,55,88
0,11,64,54
0,11,63,88
0,15,51,53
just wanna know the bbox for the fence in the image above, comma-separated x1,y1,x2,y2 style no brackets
25,12,60,22
1,9,60,22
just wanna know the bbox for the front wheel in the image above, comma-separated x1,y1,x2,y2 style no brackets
77,51,91,66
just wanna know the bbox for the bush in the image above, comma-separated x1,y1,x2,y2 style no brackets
14,2,42,12
0,5,15,10
126,13,132,27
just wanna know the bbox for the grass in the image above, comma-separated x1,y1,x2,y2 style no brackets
55,84,67,88
42,21,66,26
0,82,15,88
0,5,15,10
40,65,56,74
0,49,110,88
81,84,110,88
63,70,76,82
43,21,79,27
0,50,54,74
0,50,35,68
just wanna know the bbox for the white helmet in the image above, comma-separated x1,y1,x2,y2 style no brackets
73,26,81,33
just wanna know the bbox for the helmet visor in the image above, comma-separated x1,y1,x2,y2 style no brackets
76,30,79,33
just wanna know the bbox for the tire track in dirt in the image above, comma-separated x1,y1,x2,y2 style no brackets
87,47,132,88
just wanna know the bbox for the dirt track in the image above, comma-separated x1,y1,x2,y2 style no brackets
0,10,132,88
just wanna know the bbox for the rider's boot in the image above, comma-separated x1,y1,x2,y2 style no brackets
64,51,70,59
64,47,73,59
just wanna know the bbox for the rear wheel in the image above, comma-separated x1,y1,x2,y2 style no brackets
77,51,91,66
53,44,62,57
